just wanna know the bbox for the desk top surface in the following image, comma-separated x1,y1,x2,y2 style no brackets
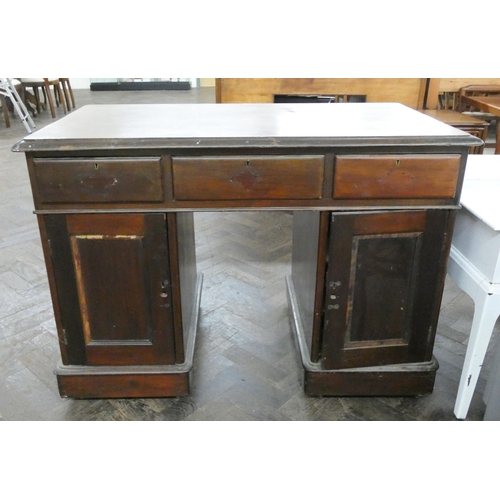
14,103,480,152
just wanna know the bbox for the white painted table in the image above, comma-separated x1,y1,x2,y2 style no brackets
447,154,500,419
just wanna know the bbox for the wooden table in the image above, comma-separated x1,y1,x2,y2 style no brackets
13,103,481,399
460,94,500,153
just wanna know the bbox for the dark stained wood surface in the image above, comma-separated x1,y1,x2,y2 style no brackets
33,157,164,204
40,215,87,366
302,360,438,397
321,210,454,370
45,213,177,367
172,155,325,201
56,366,191,398
333,155,461,200
13,103,481,151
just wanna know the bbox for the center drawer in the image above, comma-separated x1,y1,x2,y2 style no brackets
172,155,325,200
33,157,163,204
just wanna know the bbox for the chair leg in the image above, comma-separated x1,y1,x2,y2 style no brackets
61,79,76,109
60,79,71,111
68,82,75,109
53,84,60,107
41,86,48,110
23,89,38,117
43,81,56,118
56,82,67,114
33,86,42,114
1,94,11,127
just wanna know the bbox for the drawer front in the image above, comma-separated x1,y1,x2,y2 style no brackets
172,155,325,200
333,155,461,199
33,157,163,203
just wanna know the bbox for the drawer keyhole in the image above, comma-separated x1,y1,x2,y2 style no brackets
94,163,99,170
160,279,169,298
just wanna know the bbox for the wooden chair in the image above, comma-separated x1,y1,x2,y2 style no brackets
426,78,500,110
437,91,459,110
59,78,75,111
20,78,67,118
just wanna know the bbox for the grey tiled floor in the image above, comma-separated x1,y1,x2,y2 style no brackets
0,87,497,420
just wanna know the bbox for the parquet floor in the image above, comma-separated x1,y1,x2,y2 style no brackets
1,86,498,420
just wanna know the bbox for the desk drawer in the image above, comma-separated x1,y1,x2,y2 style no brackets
333,155,461,199
172,155,324,200
33,157,163,204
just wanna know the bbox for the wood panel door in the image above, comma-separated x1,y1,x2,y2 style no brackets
321,210,454,370
43,213,176,366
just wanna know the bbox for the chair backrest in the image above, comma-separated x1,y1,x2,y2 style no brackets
426,78,500,109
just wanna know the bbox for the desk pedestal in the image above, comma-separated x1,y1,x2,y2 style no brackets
287,275,439,396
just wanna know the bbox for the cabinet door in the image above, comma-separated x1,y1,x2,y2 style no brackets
321,210,454,370
44,213,176,366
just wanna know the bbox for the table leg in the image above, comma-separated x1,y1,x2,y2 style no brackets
454,290,500,419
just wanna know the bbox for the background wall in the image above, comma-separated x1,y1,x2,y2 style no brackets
69,78,92,89
199,78,216,87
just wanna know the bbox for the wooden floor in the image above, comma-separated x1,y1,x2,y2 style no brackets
1,87,498,420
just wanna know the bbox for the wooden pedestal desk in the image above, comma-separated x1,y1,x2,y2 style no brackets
13,103,481,399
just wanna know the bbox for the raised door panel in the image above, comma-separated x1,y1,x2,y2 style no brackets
44,213,176,366
321,210,453,369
